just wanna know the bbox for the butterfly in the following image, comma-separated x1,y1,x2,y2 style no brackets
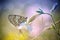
8,15,34,32
8,15,27,26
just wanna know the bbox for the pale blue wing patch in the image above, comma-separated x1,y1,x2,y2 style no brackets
18,22,32,31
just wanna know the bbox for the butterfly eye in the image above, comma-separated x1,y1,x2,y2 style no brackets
25,17,27,19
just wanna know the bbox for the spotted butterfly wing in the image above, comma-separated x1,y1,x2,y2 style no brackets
8,15,27,26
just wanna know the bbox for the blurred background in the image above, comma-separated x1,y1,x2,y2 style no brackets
0,0,60,40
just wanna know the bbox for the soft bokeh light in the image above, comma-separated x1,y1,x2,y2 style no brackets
25,4,40,18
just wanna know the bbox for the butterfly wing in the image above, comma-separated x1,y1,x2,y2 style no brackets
8,15,27,26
